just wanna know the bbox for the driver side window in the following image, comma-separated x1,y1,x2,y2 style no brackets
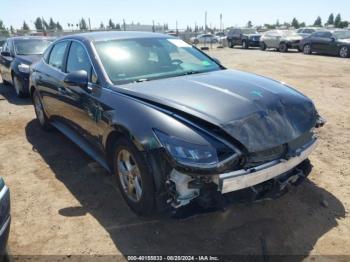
66,42,97,84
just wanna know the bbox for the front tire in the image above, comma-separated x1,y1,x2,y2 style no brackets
242,40,249,49
279,42,288,52
113,137,155,216
303,44,312,55
260,42,267,51
33,89,52,131
339,46,349,58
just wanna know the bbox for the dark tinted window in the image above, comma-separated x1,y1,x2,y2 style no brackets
304,29,315,34
49,41,69,70
313,31,332,38
66,42,91,74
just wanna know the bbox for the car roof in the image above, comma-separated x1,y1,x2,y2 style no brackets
58,31,174,42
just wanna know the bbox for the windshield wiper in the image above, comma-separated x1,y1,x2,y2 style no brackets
134,78,149,83
182,70,201,75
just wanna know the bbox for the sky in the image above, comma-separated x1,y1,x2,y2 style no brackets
1,0,350,30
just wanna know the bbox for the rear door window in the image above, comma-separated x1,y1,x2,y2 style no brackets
48,41,69,71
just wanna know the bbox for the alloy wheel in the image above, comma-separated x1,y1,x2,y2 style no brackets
117,149,143,202
33,92,45,125
303,44,311,54
339,46,349,58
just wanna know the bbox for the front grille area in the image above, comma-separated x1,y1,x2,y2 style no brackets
244,131,314,168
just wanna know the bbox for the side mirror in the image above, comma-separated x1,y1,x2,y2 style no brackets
64,70,88,89
330,37,336,42
1,51,12,57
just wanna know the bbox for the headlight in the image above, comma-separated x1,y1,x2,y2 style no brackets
154,129,237,168
18,63,30,74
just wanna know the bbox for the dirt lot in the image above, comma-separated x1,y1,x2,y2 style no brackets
0,47,349,259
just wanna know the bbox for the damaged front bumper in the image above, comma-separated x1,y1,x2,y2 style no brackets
219,139,318,194
167,139,318,209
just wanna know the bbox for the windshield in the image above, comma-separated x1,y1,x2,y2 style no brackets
334,31,350,39
242,29,258,34
94,38,221,85
14,39,52,55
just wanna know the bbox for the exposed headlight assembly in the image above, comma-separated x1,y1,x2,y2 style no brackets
18,63,30,74
154,129,240,170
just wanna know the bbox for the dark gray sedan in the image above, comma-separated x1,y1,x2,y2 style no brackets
29,32,324,215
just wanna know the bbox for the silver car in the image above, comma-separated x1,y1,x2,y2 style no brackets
190,34,218,45
260,30,303,52
296,27,321,38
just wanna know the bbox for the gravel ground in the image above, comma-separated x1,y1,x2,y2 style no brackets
0,47,349,259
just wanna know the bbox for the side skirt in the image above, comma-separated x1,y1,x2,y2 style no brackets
50,120,110,172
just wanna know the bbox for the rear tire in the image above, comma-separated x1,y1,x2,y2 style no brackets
242,40,249,49
33,89,52,131
260,42,267,51
339,46,349,58
279,42,288,52
112,137,155,216
303,44,312,55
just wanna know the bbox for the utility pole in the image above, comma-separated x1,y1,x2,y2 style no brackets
88,18,91,31
220,13,223,32
123,19,126,31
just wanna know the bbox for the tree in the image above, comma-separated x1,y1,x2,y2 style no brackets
291,18,300,28
327,13,334,25
276,19,280,28
0,20,5,30
335,13,342,28
10,26,15,34
34,17,43,31
22,21,30,31
115,23,121,30
48,18,56,30
100,22,105,29
56,22,63,31
247,21,253,28
299,22,306,28
79,18,88,30
339,21,349,28
0,20,9,36
42,19,49,30
314,16,322,27
108,19,115,30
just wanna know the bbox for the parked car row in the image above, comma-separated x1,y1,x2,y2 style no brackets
234,27,350,58
0,31,325,216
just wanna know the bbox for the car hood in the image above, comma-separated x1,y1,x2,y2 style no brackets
118,69,317,152
16,54,42,65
